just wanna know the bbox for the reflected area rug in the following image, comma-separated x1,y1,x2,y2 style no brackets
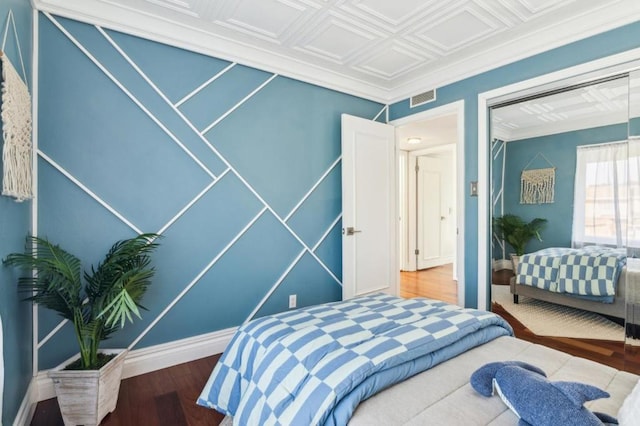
491,284,624,341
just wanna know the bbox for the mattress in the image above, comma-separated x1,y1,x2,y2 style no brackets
348,335,637,425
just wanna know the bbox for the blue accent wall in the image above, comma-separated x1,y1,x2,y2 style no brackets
37,14,382,370
0,0,32,423
499,124,628,256
4,8,640,418
389,21,640,308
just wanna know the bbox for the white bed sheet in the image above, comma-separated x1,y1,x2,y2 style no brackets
349,336,637,425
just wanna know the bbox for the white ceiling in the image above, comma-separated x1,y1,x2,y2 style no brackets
492,76,630,141
34,0,640,103
396,113,458,151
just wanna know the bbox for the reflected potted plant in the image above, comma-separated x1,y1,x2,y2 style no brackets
3,233,160,425
493,214,546,272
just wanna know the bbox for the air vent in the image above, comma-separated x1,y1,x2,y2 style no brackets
410,89,436,108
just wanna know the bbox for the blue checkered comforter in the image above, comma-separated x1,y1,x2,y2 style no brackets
516,246,626,300
197,293,513,426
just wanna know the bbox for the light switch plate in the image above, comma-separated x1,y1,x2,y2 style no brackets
470,181,478,197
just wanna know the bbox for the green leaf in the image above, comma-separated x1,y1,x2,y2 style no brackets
493,214,547,256
3,233,161,369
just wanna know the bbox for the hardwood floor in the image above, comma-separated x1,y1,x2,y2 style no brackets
400,263,457,304
31,268,640,424
492,302,640,375
492,268,514,286
489,269,640,374
31,355,225,426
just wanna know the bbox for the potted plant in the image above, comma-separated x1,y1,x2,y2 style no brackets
493,214,546,272
3,233,160,425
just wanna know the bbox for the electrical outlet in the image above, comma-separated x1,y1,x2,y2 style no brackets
289,294,297,309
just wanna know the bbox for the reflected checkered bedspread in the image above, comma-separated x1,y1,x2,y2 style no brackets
516,246,626,299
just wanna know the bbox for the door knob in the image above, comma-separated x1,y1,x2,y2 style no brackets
344,227,362,236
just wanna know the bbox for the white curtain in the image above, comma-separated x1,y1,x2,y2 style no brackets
629,139,640,250
572,141,628,248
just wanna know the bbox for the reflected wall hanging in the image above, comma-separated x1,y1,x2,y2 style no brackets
520,153,555,204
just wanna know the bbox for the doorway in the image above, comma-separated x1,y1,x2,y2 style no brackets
414,149,455,270
391,101,465,305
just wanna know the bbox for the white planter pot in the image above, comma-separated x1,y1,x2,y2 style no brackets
48,349,128,426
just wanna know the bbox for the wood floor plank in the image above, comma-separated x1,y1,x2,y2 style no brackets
492,303,640,375
29,399,63,426
155,391,188,426
400,264,457,304
553,337,615,356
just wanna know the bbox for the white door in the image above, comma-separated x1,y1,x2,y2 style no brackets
417,155,454,269
341,114,397,300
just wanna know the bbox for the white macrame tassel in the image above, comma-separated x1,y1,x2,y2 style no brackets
1,52,33,202
520,167,555,204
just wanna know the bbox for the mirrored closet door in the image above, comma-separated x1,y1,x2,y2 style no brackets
625,70,640,369
489,72,633,358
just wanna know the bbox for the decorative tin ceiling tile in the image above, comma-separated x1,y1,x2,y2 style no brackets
39,0,640,101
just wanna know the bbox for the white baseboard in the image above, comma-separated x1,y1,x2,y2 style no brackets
36,326,237,402
121,326,237,379
492,259,512,271
13,378,37,426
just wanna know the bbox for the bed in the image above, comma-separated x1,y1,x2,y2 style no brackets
511,246,631,319
197,293,639,425
349,335,637,425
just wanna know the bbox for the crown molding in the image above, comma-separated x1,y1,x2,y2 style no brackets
32,0,393,103
32,0,640,107
388,0,640,103
501,114,627,142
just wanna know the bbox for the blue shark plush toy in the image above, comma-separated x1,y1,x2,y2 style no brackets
470,361,618,426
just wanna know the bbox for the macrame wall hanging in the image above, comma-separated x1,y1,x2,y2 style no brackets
1,10,33,202
520,152,555,204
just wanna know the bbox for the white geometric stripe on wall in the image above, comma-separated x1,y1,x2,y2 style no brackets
284,156,341,222
201,74,279,135
174,62,237,108
1,9,28,84
38,151,145,234
130,206,269,349
373,105,388,122
45,14,220,181
37,13,379,365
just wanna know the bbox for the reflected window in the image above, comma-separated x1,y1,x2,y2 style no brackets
572,141,640,247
